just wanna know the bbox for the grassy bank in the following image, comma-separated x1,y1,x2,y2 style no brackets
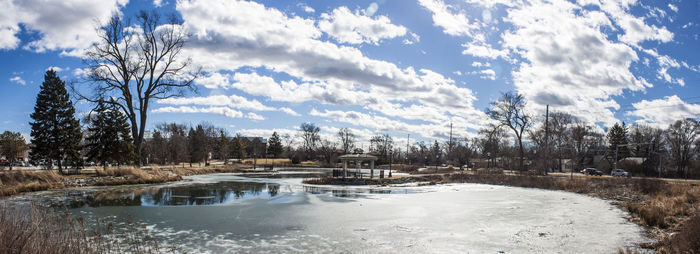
0,203,165,253
0,164,253,197
0,171,64,196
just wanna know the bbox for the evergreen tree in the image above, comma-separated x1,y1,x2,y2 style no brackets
607,122,630,163
85,99,134,169
267,132,283,158
187,125,207,166
230,134,247,160
29,70,82,174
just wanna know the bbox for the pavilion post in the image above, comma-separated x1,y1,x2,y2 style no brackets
343,160,347,178
370,160,374,179
356,160,360,179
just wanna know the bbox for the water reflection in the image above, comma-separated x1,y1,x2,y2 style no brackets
65,181,280,207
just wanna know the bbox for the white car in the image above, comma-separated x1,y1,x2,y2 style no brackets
611,169,628,177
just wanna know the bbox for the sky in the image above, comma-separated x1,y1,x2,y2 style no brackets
1,0,699,148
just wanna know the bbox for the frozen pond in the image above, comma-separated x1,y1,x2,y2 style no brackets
10,173,647,253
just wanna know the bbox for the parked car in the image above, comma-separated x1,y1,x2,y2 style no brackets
611,169,628,177
582,168,603,176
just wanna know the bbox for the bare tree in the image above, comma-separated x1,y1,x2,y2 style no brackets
78,11,198,165
299,123,320,160
337,128,355,154
549,112,574,171
317,139,338,165
665,118,698,178
479,123,506,168
486,92,532,172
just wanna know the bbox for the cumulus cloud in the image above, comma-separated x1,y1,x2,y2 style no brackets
175,0,489,139
279,107,300,116
423,0,676,127
319,6,407,45
9,76,25,85
628,96,700,128
418,0,478,37
297,3,314,13
157,94,276,111
246,112,265,121
0,0,127,53
152,106,244,118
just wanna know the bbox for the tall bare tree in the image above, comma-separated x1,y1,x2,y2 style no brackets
665,118,698,178
549,112,574,171
79,11,198,165
486,92,532,172
337,128,355,154
299,123,320,160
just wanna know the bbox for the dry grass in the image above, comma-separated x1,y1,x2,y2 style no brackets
170,164,250,176
0,171,64,196
661,213,700,254
240,158,291,164
92,166,181,186
0,202,165,253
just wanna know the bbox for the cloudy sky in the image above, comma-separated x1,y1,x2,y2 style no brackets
1,0,699,147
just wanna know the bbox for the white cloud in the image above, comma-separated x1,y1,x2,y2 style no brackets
297,3,314,13
418,0,478,37
319,6,407,45
46,66,68,72
154,0,164,7
461,42,508,59
246,112,265,121
157,94,276,111
628,96,700,128
0,0,127,53
175,0,488,139
152,106,244,118
365,2,379,16
9,76,25,85
668,4,678,13
279,107,300,116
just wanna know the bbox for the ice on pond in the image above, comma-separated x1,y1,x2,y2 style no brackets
13,173,649,253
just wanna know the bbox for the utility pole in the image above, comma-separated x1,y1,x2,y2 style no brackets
406,134,410,164
449,121,453,154
544,104,549,175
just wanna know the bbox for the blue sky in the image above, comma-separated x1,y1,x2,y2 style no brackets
1,0,699,147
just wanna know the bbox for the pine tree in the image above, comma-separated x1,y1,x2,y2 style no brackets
267,132,283,158
607,122,630,163
30,70,82,174
85,99,134,169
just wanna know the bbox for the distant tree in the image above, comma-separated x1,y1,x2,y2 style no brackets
606,122,630,166
317,139,338,165
79,11,199,165
337,128,355,154
550,112,574,171
299,123,320,160
230,134,247,160
148,130,168,164
430,140,441,165
370,134,393,164
30,70,83,174
216,130,230,164
0,131,28,170
157,123,188,166
486,92,531,172
478,123,506,168
629,124,664,176
85,99,135,169
267,132,283,158
187,125,208,166
665,118,698,178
